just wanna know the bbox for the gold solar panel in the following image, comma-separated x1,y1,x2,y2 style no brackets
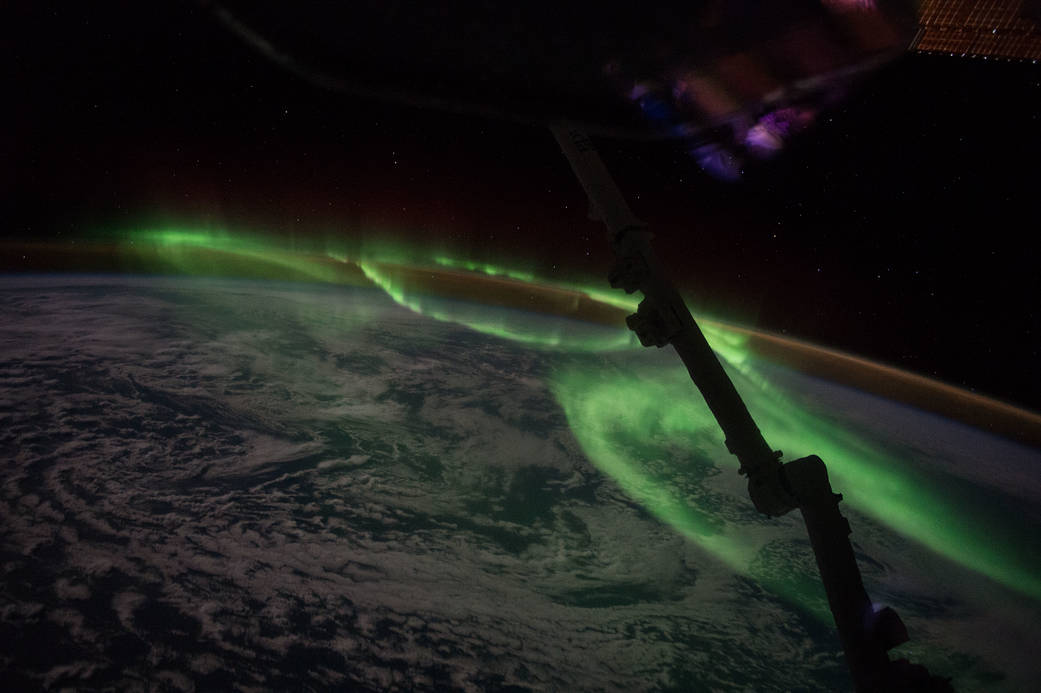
912,0,1041,60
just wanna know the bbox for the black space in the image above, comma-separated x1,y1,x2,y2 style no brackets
4,2,1040,413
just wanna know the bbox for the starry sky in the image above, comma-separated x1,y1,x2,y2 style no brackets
4,2,1040,413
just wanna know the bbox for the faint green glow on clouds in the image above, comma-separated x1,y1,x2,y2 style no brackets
551,359,1041,604
549,364,832,619
113,227,1041,604
436,254,1039,603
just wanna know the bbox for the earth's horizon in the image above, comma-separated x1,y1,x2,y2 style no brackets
2,274,1038,691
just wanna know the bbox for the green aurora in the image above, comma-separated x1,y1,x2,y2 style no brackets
93,228,1041,609
356,260,640,352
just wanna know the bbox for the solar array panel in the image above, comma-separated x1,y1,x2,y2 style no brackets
911,0,1041,59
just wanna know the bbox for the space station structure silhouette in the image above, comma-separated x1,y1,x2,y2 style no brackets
551,123,954,693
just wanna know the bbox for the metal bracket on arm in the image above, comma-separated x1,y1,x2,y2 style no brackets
784,455,951,691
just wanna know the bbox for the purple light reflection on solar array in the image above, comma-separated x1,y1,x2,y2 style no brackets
745,106,817,156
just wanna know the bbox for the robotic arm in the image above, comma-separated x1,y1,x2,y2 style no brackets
551,123,952,693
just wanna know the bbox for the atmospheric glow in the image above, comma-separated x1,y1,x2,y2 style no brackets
112,228,644,351
92,228,1041,605
356,260,639,352
113,228,359,285
432,256,537,283
552,359,1041,604
549,364,831,616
